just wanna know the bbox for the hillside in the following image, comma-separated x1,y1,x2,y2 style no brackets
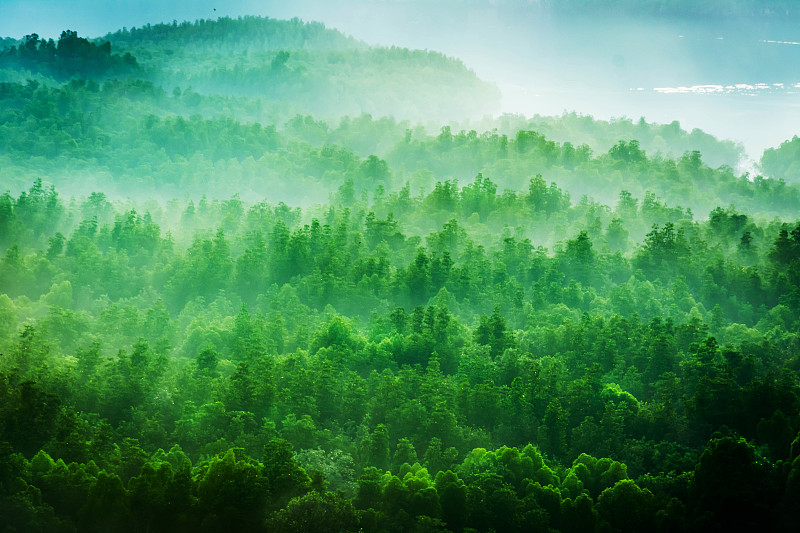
1,16,774,207
0,73,789,214
103,16,501,123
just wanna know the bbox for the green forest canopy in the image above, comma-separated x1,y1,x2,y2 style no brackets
1,14,800,533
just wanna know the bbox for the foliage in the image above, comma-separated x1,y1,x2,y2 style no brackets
0,30,138,80
1,12,800,533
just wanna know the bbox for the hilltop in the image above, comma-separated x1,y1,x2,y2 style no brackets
100,16,501,123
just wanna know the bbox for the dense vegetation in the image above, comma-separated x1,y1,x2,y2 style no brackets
3,174,800,532
761,136,800,184
0,30,138,81
2,14,800,533
0,76,793,213
102,16,500,124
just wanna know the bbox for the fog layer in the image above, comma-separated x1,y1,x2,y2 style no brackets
265,1,800,165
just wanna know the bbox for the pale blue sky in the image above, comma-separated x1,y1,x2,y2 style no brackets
0,0,470,44
0,0,352,40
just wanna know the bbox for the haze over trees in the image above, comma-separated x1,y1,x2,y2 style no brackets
1,12,800,533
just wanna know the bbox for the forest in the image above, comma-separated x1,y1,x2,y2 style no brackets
1,14,800,533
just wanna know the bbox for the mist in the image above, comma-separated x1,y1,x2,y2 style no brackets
4,0,799,164
271,0,800,166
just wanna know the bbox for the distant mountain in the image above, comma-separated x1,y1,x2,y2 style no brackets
103,16,363,51
102,16,501,123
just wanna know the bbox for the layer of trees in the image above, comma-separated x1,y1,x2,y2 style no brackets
1,76,798,213
761,136,800,184
1,177,800,531
0,30,138,80
475,113,744,170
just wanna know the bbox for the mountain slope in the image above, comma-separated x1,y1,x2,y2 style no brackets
103,16,501,123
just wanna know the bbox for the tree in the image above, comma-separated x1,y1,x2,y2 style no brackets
78,471,130,533
360,425,392,472
268,490,359,533
689,437,776,532
262,439,311,511
435,470,467,532
473,306,514,358
560,231,597,287
609,140,646,164
195,448,269,532
597,480,656,533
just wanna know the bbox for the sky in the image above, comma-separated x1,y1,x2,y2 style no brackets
3,0,800,163
0,0,244,39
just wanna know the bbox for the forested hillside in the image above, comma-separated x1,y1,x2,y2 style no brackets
0,76,791,212
1,14,800,533
761,136,800,184
103,17,501,124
